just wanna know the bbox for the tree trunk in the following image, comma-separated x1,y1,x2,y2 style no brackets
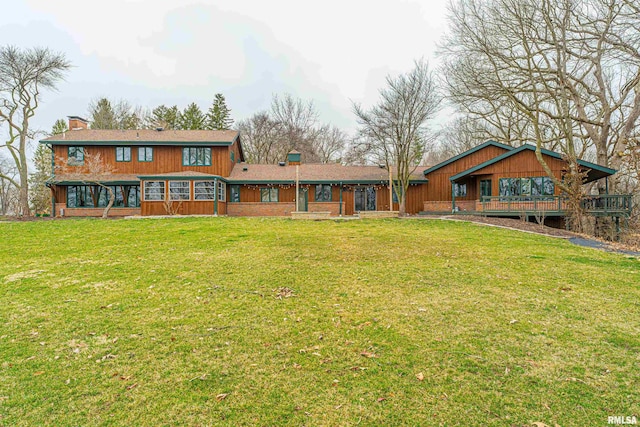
102,186,115,219
19,134,29,216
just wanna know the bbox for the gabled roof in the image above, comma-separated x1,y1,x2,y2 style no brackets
40,129,239,146
422,140,513,176
449,144,616,183
228,163,429,184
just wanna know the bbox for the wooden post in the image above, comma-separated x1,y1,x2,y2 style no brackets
451,182,456,213
214,178,218,216
295,165,299,213
339,182,343,216
389,168,393,212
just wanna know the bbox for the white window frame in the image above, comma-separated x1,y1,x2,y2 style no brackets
169,181,190,200
144,181,165,201
217,181,226,202
194,181,215,200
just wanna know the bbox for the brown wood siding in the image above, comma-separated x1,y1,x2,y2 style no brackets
53,145,233,176
236,185,295,203
375,184,429,214
470,150,568,196
141,200,225,216
424,145,510,202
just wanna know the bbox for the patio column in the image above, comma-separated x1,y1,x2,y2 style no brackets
214,178,218,216
339,182,343,216
451,181,456,213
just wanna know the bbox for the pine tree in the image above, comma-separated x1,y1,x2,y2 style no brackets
89,98,117,129
51,118,68,135
206,93,234,130
148,105,181,130
179,103,206,130
28,120,64,215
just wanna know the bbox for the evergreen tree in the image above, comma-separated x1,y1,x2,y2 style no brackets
179,103,206,130
148,105,181,130
51,118,68,135
89,98,117,129
206,93,234,130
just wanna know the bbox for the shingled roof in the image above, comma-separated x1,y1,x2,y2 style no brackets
228,163,429,184
41,129,239,145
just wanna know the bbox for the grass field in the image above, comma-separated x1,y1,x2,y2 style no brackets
0,217,638,426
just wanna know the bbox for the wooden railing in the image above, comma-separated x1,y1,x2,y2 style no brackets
479,194,632,216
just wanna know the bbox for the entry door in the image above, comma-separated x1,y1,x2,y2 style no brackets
297,188,308,211
355,186,376,212
480,179,492,199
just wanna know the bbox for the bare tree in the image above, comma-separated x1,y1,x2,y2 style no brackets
440,0,640,230
237,111,282,163
353,60,441,215
239,94,348,164
0,46,71,216
54,152,117,219
314,124,346,163
0,154,18,215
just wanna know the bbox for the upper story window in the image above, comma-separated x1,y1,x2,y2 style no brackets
68,146,84,165
183,147,211,166
116,147,131,162
138,147,153,162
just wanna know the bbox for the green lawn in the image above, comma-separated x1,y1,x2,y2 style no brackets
0,218,638,426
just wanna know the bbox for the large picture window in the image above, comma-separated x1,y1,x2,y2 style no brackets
138,147,153,162
67,185,140,208
116,147,131,162
68,146,84,165
182,147,212,166
499,177,555,197
144,181,165,201
260,187,278,202
169,181,190,200
194,181,215,200
315,184,332,202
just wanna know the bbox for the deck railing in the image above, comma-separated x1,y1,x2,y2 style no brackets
479,194,632,216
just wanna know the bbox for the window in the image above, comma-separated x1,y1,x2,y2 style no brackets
169,181,190,200
116,147,131,162
194,181,215,200
217,181,225,201
68,146,84,165
138,147,153,162
230,185,240,202
480,180,492,198
500,177,555,197
67,185,140,208
144,181,165,201
230,151,235,163
392,186,403,204
454,183,467,197
260,187,278,202
182,147,212,166
315,184,332,202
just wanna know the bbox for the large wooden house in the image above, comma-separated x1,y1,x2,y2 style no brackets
40,117,632,221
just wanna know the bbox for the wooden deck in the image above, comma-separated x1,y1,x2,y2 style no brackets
479,195,633,217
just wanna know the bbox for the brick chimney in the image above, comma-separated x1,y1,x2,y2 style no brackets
287,149,301,165
68,116,88,130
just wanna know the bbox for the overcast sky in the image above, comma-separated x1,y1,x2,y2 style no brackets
2,0,451,137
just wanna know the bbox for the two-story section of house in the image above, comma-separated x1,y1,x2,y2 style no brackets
42,116,244,217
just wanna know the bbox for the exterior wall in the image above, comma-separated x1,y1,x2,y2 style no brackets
227,202,295,217
424,145,510,202
236,186,296,203
54,203,140,217
141,201,225,216
53,145,233,176
470,149,567,196
308,202,344,216
423,200,480,212
376,183,429,214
